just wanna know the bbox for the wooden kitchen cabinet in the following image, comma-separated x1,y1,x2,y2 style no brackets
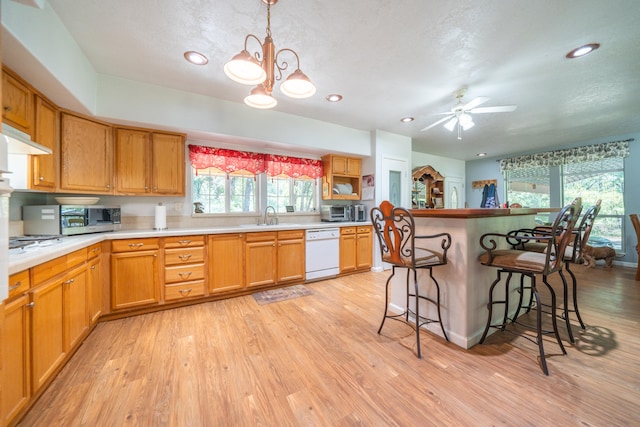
277,230,305,283
2,294,31,425
111,239,160,310
322,154,362,200
30,95,58,191
60,112,114,193
340,225,372,274
209,233,245,294
1,68,32,133
87,244,103,324
64,263,89,352
245,232,278,288
115,127,185,196
164,236,205,301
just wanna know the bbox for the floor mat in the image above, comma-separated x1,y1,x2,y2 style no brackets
252,284,313,305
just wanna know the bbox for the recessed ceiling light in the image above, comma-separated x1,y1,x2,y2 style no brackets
565,43,600,59
400,117,414,123
184,51,209,65
326,94,343,102
476,152,487,157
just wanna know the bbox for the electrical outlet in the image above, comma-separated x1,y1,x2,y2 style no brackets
174,203,183,212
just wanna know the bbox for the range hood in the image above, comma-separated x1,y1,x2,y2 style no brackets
2,123,52,155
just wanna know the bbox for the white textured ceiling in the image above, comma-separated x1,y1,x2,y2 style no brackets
15,0,640,160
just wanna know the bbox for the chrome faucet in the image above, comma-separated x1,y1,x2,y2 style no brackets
263,205,278,225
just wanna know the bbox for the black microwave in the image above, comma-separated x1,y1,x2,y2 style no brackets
23,205,121,236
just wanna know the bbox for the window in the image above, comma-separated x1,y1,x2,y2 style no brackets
267,176,317,213
192,167,256,213
562,158,624,250
506,166,551,224
189,144,323,215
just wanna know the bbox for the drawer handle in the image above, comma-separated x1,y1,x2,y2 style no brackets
4,106,11,112
92,248,100,253
178,254,192,261
178,288,192,296
178,272,192,279
26,302,35,308
128,243,144,248
178,240,192,245
64,278,75,285
9,282,22,291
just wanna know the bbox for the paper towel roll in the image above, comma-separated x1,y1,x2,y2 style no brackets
154,204,167,230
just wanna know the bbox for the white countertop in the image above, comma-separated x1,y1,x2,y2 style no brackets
8,221,370,275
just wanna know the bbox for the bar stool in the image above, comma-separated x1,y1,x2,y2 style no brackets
509,200,601,342
478,198,581,375
370,200,451,358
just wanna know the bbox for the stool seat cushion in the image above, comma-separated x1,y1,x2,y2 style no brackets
415,246,445,267
478,249,549,273
521,242,576,261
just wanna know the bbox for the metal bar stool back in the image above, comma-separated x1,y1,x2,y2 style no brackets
370,200,451,358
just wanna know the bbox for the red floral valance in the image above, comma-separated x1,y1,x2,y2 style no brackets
189,144,265,175
189,144,323,179
265,154,323,179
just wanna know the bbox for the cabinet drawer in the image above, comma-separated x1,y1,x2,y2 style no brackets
341,227,356,235
87,243,102,260
32,255,68,285
8,270,30,299
356,226,372,234
164,235,204,248
277,230,304,240
164,281,205,301
165,263,205,284
246,232,277,242
112,238,160,252
164,247,205,265
67,248,88,268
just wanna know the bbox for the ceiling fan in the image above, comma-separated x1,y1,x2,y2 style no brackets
421,89,517,140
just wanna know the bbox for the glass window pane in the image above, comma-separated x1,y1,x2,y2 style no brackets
293,179,316,212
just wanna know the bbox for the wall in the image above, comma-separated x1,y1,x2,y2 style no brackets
465,133,640,264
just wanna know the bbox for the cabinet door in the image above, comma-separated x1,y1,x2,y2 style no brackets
115,128,150,194
356,228,372,270
1,71,32,132
151,132,184,195
31,96,58,190
340,233,357,273
64,264,89,351
60,113,113,193
31,278,66,393
209,234,245,293
2,295,31,425
277,237,305,283
245,239,277,288
88,256,103,324
111,250,159,310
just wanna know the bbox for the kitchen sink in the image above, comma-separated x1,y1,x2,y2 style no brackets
239,223,300,228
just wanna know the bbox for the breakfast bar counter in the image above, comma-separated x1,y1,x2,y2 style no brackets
387,208,553,349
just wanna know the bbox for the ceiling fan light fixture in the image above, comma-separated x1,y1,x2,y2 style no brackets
224,50,266,85
459,113,474,129
444,117,458,131
280,69,316,99
244,85,278,109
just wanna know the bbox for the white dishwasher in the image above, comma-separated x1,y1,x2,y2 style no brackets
305,228,340,281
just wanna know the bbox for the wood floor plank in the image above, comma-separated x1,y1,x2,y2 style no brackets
15,265,640,426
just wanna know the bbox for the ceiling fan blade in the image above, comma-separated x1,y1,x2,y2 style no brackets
443,117,458,131
420,115,453,131
461,96,489,111
469,105,518,114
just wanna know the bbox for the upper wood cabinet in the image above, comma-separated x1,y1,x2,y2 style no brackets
115,128,185,196
60,112,114,194
322,154,362,200
31,95,58,191
2,69,33,133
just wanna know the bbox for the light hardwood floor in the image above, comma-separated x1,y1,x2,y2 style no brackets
17,265,640,426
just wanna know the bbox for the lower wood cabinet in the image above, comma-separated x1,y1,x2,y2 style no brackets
2,294,31,425
164,236,206,301
64,263,89,351
340,225,372,274
277,230,305,283
209,233,245,294
110,239,160,310
245,232,278,288
87,244,103,325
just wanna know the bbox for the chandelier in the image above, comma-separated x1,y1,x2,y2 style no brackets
224,0,316,109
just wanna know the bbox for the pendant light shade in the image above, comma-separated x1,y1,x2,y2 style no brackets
244,85,278,109
224,50,266,85
280,69,316,99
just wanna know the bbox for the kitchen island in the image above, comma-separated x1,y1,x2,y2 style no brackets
386,208,552,349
